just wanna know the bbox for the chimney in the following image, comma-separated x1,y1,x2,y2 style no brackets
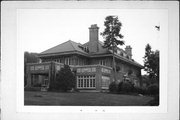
125,46,132,59
88,24,99,53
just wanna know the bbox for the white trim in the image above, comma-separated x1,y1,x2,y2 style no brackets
77,75,96,89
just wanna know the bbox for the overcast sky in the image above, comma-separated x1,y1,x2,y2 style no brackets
18,9,168,72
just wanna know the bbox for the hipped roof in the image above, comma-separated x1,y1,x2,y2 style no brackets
40,40,88,55
39,40,143,68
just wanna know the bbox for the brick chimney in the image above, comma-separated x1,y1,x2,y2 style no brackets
88,24,99,53
125,46,132,59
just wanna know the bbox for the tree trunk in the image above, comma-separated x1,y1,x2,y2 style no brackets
112,41,117,82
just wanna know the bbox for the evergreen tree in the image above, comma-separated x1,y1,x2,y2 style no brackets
143,44,159,83
101,15,124,82
54,65,75,92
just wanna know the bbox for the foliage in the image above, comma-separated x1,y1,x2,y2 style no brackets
133,86,147,95
51,65,75,92
117,81,123,92
24,51,39,63
120,81,134,93
109,78,159,95
147,84,159,95
116,65,121,72
101,16,124,49
24,51,39,86
101,15,124,81
128,69,133,76
109,81,118,93
141,75,151,86
143,44,159,83
33,83,42,87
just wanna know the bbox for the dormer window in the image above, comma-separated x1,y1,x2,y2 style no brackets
85,46,89,53
78,45,89,53
120,52,123,56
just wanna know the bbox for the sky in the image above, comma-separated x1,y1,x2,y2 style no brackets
17,9,168,74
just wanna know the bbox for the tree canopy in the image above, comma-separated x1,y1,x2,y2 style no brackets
143,44,159,83
101,15,124,81
101,15,124,49
24,51,39,63
24,51,39,86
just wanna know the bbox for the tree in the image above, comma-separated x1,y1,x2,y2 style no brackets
53,65,75,92
24,52,39,86
101,15,124,82
143,44,159,83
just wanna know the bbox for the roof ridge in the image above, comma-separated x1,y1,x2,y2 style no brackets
40,41,69,54
69,40,76,51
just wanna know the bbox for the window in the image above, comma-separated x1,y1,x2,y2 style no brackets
65,58,70,65
101,76,110,89
76,58,79,65
77,75,95,88
99,59,106,66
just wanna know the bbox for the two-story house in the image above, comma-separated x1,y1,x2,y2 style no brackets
25,24,143,92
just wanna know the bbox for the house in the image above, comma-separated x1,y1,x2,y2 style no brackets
25,24,143,92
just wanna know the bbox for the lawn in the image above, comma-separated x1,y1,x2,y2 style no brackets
24,91,153,106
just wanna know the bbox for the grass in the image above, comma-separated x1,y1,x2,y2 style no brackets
24,91,154,106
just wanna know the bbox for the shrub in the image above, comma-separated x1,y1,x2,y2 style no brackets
33,83,42,87
109,81,118,93
51,65,76,92
133,86,147,95
120,81,134,93
147,84,159,95
117,81,123,92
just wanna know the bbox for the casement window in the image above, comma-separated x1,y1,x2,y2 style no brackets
59,58,63,63
65,58,70,65
101,76,110,89
77,75,96,88
75,58,79,65
99,59,106,66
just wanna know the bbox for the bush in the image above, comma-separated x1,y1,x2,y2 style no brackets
120,81,134,93
33,83,42,87
147,84,159,95
117,81,123,92
109,81,118,93
133,86,147,95
50,65,76,92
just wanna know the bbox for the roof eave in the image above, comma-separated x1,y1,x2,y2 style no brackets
38,51,89,58
90,54,143,69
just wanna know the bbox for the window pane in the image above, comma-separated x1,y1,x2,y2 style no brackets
84,79,86,87
78,79,81,87
90,79,92,87
93,79,95,87
81,79,83,87
87,79,89,87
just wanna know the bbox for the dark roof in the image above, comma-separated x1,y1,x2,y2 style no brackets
82,40,110,55
83,40,143,68
40,40,88,55
39,40,143,68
